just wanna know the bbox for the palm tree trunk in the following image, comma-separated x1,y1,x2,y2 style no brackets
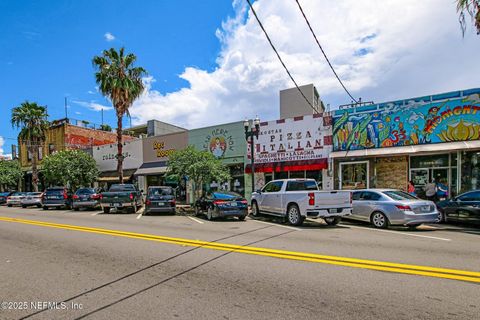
116,115,124,184
30,143,39,192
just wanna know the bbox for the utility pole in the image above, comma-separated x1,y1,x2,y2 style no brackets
101,108,104,125
65,97,68,119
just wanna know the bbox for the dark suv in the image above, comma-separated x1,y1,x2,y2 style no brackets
42,187,72,210
72,188,103,211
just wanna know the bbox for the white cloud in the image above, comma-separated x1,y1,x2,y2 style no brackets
0,136,4,155
73,100,113,112
104,32,115,42
129,0,480,128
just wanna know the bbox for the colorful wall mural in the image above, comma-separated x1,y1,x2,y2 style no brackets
333,90,480,151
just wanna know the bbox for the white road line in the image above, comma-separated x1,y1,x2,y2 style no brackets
136,213,143,220
187,216,205,224
248,218,301,231
91,212,99,216
340,224,451,241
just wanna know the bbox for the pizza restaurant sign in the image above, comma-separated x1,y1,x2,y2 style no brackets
253,115,333,164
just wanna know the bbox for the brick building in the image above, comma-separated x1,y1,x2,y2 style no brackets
19,118,134,191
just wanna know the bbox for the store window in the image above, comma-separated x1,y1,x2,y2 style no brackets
460,151,480,193
339,161,368,190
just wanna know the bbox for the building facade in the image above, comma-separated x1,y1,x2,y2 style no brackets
19,119,134,191
331,88,480,198
189,121,248,199
247,113,334,192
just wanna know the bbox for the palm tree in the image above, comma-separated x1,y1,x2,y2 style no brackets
457,0,480,35
92,48,147,183
11,101,49,192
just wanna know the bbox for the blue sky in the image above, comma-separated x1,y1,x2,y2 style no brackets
1,0,480,157
0,0,235,155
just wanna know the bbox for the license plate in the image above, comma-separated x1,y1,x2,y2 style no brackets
157,202,165,206
230,202,238,207
329,208,339,213
111,203,121,207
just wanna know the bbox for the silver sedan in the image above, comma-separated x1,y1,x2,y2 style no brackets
349,189,438,229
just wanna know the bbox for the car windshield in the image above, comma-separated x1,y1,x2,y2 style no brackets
109,185,135,192
148,187,173,196
212,192,243,200
76,188,94,195
383,190,418,201
13,192,26,196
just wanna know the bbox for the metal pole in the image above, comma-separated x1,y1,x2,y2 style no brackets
250,133,255,193
64,97,68,119
101,109,104,125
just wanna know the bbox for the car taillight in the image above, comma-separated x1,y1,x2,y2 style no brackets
240,200,248,205
350,192,353,204
63,192,68,199
91,194,102,200
308,192,315,206
170,199,176,206
395,205,412,211
213,200,226,205
146,200,151,205
73,195,79,200
129,193,134,201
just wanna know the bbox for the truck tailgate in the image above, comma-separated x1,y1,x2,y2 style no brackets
314,191,351,207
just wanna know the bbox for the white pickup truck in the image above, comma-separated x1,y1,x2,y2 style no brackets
251,179,352,226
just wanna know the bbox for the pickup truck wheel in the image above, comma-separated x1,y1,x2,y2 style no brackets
325,217,341,226
287,204,303,226
251,201,260,217
103,207,110,214
371,211,389,229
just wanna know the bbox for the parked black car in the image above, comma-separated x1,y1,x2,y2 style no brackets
42,187,73,210
436,190,480,225
144,186,176,215
194,191,248,221
0,192,13,205
72,188,103,211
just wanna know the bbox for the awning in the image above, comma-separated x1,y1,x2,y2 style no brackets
245,159,328,173
329,140,480,158
97,169,136,182
134,161,168,176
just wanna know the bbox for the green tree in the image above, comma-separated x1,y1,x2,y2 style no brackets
42,150,99,191
0,160,23,191
457,0,480,35
167,146,231,202
92,47,147,183
11,101,49,192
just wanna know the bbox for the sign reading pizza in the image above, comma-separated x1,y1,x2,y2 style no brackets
252,114,333,164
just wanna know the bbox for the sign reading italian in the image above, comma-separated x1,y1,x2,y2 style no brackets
252,115,333,164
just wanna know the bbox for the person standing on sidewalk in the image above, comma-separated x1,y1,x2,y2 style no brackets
425,179,438,202
408,180,416,196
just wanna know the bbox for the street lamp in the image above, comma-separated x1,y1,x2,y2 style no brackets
244,116,260,193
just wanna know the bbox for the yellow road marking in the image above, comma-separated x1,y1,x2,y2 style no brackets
1,216,479,283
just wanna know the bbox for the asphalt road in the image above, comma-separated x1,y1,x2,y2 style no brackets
0,206,479,320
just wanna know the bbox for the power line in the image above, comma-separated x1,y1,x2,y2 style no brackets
245,0,319,113
294,0,358,104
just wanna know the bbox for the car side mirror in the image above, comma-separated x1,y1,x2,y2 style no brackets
255,189,262,194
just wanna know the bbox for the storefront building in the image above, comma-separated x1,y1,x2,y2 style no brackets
135,132,188,200
247,113,334,192
189,122,247,198
331,88,480,198
92,138,143,189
